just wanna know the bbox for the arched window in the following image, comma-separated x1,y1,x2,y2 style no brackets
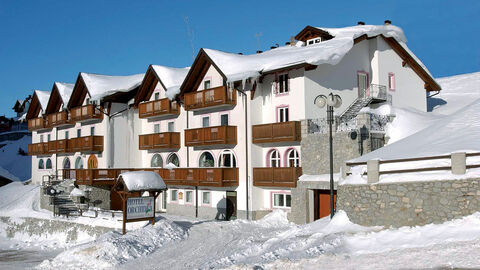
199,152,214,167
151,154,163,167
219,150,236,168
63,158,71,169
45,158,52,169
269,150,281,167
287,149,300,167
166,153,180,167
75,157,83,169
38,159,44,169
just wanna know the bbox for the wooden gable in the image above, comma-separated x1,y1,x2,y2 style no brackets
133,65,162,107
25,91,43,120
67,73,89,109
45,83,64,115
294,26,334,42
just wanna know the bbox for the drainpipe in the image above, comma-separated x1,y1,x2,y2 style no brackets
186,106,197,218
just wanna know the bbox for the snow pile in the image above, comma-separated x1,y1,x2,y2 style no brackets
299,173,340,182
34,90,50,111
80,72,144,101
70,188,85,197
164,162,177,170
151,65,190,100
0,135,32,181
38,218,186,270
118,171,167,191
54,82,74,105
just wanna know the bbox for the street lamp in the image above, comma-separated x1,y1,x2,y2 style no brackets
314,93,342,219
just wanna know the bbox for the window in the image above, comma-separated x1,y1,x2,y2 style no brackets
47,134,51,142
357,72,369,98
202,117,210,128
151,154,163,168
46,158,52,169
277,74,289,94
269,150,281,167
90,127,95,136
186,191,193,203
38,159,44,169
75,157,83,169
202,192,211,204
273,193,292,208
199,152,214,167
40,135,43,143
388,73,395,91
65,131,69,140
204,80,211,90
86,98,90,105
154,92,160,100
154,124,160,133
77,129,81,138
171,190,178,201
220,114,228,126
168,122,174,132
167,153,180,167
63,158,71,169
219,150,236,167
287,149,300,167
277,107,289,122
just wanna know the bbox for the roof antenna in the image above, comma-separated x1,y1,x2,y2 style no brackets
184,16,195,61
254,32,263,52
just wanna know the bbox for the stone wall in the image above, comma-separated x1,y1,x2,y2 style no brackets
81,185,111,209
337,178,480,227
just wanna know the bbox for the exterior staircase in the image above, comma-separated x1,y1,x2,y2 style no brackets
339,84,389,123
339,97,372,122
43,178,87,217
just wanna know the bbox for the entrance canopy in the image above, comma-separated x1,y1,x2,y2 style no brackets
117,171,167,192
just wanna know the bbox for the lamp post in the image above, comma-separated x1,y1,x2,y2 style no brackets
314,93,342,219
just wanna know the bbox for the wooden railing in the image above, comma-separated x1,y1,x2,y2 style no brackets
184,86,236,111
46,111,72,128
29,136,103,155
185,126,237,147
64,167,239,187
28,117,46,131
28,142,49,155
70,104,103,122
252,121,301,144
139,132,180,150
253,167,302,188
138,98,180,118
70,136,104,152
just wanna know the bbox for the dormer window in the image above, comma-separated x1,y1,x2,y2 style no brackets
204,80,211,90
306,37,321,46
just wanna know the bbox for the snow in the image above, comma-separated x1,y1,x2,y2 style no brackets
54,82,74,105
203,24,409,83
0,166,20,182
70,188,85,197
0,135,32,181
80,72,144,101
118,171,167,192
34,90,50,111
150,65,189,100
299,173,340,182
164,162,177,170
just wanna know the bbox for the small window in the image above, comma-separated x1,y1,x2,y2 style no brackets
47,134,51,142
86,98,90,105
308,40,314,45
202,192,211,204
154,124,160,133
38,159,44,169
46,158,52,169
287,149,300,167
40,135,43,143
75,157,83,169
204,80,211,90
358,72,369,98
151,154,163,168
90,127,95,136
154,92,160,100
65,131,69,140
277,107,289,122
388,73,395,91
269,150,281,167
171,190,178,201
315,38,321,43
186,191,193,203
220,114,229,126
219,150,236,168
63,158,71,169
278,74,289,94
273,193,292,208
77,129,81,138
167,153,180,167
202,117,210,128
168,122,174,132
199,152,214,167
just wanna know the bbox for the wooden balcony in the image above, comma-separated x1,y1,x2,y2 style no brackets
139,132,180,151
138,98,179,119
28,142,49,155
64,167,238,187
253,167,302,188
252,121,301,145
185,126,237,147
70,136,104,152
70,104,103,123
184,86,236,111
28,117,47,131
46,111,73,128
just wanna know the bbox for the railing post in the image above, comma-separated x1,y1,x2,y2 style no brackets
367,159,380,183
451,152,466,175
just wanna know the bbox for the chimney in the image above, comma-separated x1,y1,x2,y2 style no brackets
237,53,243,55
285,41,291,45
357,21,365,25
384,20,392,25
270,46,276,49
256,50,263,54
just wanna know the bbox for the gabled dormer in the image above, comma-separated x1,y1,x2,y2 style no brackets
294,25,334,45
26,90,50,131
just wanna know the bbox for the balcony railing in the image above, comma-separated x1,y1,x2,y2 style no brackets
138,98,180,118
253,167,302,188
184,86,236,111
185,126,237,147
362,84,387,101
28,142,49,155
252,121,301,144
139,132,180,150
70,104,103,122
46,111,73,128
64,167,239,187
70,136,104,152
28,136,103,155
28,117,47,131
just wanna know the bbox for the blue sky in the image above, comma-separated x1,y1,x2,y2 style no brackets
0,0,479,117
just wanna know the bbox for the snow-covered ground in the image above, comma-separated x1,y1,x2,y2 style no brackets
0,135,31,181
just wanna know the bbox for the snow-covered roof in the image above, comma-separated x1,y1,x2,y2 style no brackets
35,90,50,110
201,24,407,83
151,65,190,100
80,72,145,101
54,82,74,104
118,171,167,192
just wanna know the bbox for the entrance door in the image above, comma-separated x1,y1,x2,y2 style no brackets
357,72,368,99
226,191,237,220
87,154,98,169
313,189,337,220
